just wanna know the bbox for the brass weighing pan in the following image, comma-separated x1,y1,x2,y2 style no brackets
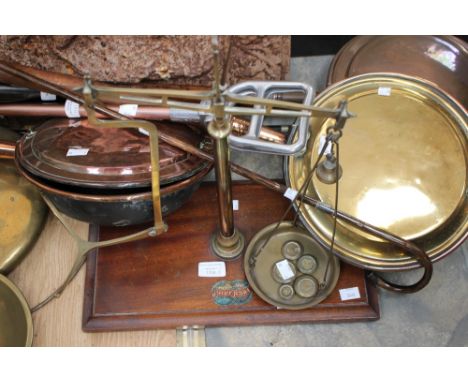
327,35,468,108
287,73,467,271
244,222,340,310
0,274,33,346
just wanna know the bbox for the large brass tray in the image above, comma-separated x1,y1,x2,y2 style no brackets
287,73,467,271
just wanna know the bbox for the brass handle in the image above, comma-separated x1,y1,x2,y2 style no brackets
83,78,166,235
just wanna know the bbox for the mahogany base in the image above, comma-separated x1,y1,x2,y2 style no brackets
83,182,379,331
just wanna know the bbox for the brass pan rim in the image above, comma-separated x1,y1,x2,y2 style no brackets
0,159,48,274
287,73,468,271
0,274,33,347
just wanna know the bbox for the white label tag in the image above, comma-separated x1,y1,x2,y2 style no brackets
64,100,81,118
284,187,298,201
318,135,332,156
198,261,226,277
232,200,239,211
119,104,138,117
339,286,361,301
378,87,392,96
66,147,89,157
138,128,149,136
276,260,295,280
40,92,57,101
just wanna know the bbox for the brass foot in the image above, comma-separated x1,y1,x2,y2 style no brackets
210,228,245,260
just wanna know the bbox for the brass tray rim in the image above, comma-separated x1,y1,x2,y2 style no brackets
0,273,33,347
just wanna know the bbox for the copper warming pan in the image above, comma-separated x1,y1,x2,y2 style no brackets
1,119,212,226
327,35,468,108
287,73,467,271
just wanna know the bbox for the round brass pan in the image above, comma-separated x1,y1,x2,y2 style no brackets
16,119,208,189
1,124,47,274
0,160,47,273
0,274,33,346
244,222,340,310
287,73,467,271
328,35,468,108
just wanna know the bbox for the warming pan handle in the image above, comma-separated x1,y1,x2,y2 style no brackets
366,244,433,294
82,77,167,235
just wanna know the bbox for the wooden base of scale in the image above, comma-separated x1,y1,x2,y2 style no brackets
83,182,379,332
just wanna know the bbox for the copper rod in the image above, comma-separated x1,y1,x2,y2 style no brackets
0,103,171,120
0,140,15,159
0,104,285,144
0,60,432,292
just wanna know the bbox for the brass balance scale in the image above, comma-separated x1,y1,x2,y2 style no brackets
0,36,467,345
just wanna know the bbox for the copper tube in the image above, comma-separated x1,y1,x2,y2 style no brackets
0,140,15,159
0,103,171,120
231,117,285,144
0,62,103,92
0,104,285,144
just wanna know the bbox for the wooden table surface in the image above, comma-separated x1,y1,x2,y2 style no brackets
9,213,176,346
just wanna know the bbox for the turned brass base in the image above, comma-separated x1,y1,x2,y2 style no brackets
210,229,245,261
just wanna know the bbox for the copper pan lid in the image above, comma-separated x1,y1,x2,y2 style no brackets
16,119,209,189
328,36,468,108
287,73,468,271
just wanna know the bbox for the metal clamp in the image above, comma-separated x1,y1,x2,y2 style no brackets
226,81,314,156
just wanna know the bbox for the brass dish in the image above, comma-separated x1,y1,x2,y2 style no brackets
244,222,340,310
0,159,47,274
0,274,33,346
287,73,467,271
327,35,468,108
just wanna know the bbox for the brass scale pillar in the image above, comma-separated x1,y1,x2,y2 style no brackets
72,36,348,261
72,36,347,261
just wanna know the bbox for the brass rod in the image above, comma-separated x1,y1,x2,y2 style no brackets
213,137,234,237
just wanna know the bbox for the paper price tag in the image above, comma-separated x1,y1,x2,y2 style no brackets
64,100,81,118
119,104,138,117
276,260,295,280
198,262,226,277
66,147,89,157
339,286,361,301
284,187,298,201
138,128,149,136
233,200,239,211
378,87,392,96
318,135,332,156
40,92,57,101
